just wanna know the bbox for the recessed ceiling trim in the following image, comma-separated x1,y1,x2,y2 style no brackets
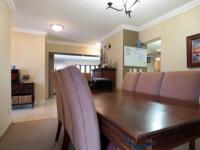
121,24,140,32
140,0,200,30
6,0,16,11
11,27,47,36
99,24,140,42
46,40,95,48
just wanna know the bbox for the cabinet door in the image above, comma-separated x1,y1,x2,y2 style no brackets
12,96,19,104
19,95,32,104
92,71,102,78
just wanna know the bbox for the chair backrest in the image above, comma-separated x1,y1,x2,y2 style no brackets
52,72,64,125
160,71,200,101
136,72,164,95
54,71,74,144
57,66,101,150
122,72,140,91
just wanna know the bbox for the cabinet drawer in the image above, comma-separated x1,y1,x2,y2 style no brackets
12,96,19,104
21,83,33,89
19,89,33,94
19,95,32,104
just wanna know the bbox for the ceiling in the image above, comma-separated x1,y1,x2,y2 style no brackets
11,0,196,44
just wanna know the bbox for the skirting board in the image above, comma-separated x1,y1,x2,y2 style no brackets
0,120,12,141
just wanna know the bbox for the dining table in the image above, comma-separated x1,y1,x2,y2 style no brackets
92,90,200,150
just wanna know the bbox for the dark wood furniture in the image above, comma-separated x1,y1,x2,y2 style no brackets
92,68,116,88
92,90,200,150
12,82,35,108
11,69,20,83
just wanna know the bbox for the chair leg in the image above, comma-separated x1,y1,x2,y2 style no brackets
55,120,62,142
189,139,195,150
62,130,70,150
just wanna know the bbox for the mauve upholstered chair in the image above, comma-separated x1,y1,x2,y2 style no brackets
57,66,118,150
52,72,64,142
160,71,200,101
54,71,73,150
122,72,140,91
136,72,164,95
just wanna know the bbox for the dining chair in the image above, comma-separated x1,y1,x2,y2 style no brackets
160,71,200,101
57,66,118,150
159,71,200,149
136,72,164,95
54,71,72,150
122,72,140,91
52,72,65,142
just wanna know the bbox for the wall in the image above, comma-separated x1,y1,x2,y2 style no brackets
45,42,100,98
0,0,11,137
11,32,46,104
139,5,200,71
123,29,140,76
102,30,123,89
123,29,138,47
102,30,139,89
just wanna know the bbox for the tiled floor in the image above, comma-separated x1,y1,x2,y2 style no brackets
12,99,57,123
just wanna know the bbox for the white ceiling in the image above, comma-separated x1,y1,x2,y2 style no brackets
11,0,198,44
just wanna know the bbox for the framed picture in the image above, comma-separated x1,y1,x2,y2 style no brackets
187,33,200,68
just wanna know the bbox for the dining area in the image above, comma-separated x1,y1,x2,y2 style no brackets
53,65,200,150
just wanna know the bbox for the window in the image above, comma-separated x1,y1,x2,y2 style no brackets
75,64,99,73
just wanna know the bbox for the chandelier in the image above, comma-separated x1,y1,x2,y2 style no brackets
106,0,140,18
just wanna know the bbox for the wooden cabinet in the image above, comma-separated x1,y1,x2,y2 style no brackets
92,68,116,88
12,83,35,108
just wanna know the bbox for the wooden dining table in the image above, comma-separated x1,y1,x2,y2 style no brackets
92,90,200,150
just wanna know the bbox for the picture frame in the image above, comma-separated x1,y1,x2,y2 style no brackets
187,33,200,68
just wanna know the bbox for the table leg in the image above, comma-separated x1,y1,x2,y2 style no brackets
145,146,152,150
124,136,153,150
189,139,195,150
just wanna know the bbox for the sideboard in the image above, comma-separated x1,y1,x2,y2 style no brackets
12,82,35,108
92,68,116,88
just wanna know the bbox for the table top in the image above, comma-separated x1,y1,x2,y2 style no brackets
92,90,200,143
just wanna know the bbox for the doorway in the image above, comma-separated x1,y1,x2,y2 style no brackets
147,39,161,72
48,52,100,98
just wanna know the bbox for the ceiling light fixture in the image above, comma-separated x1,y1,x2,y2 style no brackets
51,24,64,32
96,42,101,50
106,0,140,18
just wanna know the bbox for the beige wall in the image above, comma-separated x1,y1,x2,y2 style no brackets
102,31,123,89
123,29,140,76
139,5,200,71
0,0,11,137
102,30,139,89
11,32,46,104
123,29,138,47
45,43,100,98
